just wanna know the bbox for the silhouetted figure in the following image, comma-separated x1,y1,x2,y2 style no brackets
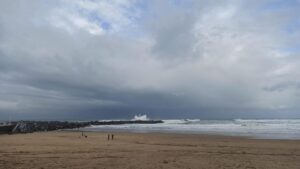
112,134,114,140
108,134,110,141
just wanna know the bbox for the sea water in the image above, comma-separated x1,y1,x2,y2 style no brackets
82,119,300,140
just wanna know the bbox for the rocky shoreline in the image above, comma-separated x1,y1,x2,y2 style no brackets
1,120,163,134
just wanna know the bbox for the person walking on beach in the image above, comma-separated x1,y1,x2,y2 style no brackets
112,134,114,140
107,134,110,141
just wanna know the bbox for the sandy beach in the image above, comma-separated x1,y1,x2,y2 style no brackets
0,131,299,169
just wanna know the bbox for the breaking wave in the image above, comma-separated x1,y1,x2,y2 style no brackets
132,114,149,121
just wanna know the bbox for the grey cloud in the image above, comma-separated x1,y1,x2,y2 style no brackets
0,0,300,120
148,4,198,62
263,82,300,92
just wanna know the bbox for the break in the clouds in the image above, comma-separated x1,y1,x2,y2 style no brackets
0,0,300,120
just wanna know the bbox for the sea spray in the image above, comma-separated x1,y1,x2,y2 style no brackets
132,114,149,121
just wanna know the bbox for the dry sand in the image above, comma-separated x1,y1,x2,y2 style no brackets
0,131,299,169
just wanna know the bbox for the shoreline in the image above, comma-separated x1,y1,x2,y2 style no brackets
1,131,299,169
3,119,300,140
68,129,300,141
77,127,300,140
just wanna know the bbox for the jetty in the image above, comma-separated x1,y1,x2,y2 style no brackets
0,120,163,134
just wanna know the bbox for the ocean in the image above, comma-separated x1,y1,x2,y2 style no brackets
81,119,300,140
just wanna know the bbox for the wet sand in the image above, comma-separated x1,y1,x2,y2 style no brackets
0,131,299,169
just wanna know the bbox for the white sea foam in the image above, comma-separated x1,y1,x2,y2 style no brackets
83,119,300,139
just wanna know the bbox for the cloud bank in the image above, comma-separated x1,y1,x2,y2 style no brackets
0,0,300,120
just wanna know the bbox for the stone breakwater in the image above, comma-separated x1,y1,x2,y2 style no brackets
1,120,163,134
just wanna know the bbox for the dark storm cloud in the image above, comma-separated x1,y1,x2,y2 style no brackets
0,0,300,120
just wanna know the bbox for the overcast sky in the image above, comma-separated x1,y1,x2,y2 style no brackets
0,0,300,120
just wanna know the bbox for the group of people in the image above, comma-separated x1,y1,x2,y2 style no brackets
81,131,88,138
107,134,114,141
80,131,115,140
